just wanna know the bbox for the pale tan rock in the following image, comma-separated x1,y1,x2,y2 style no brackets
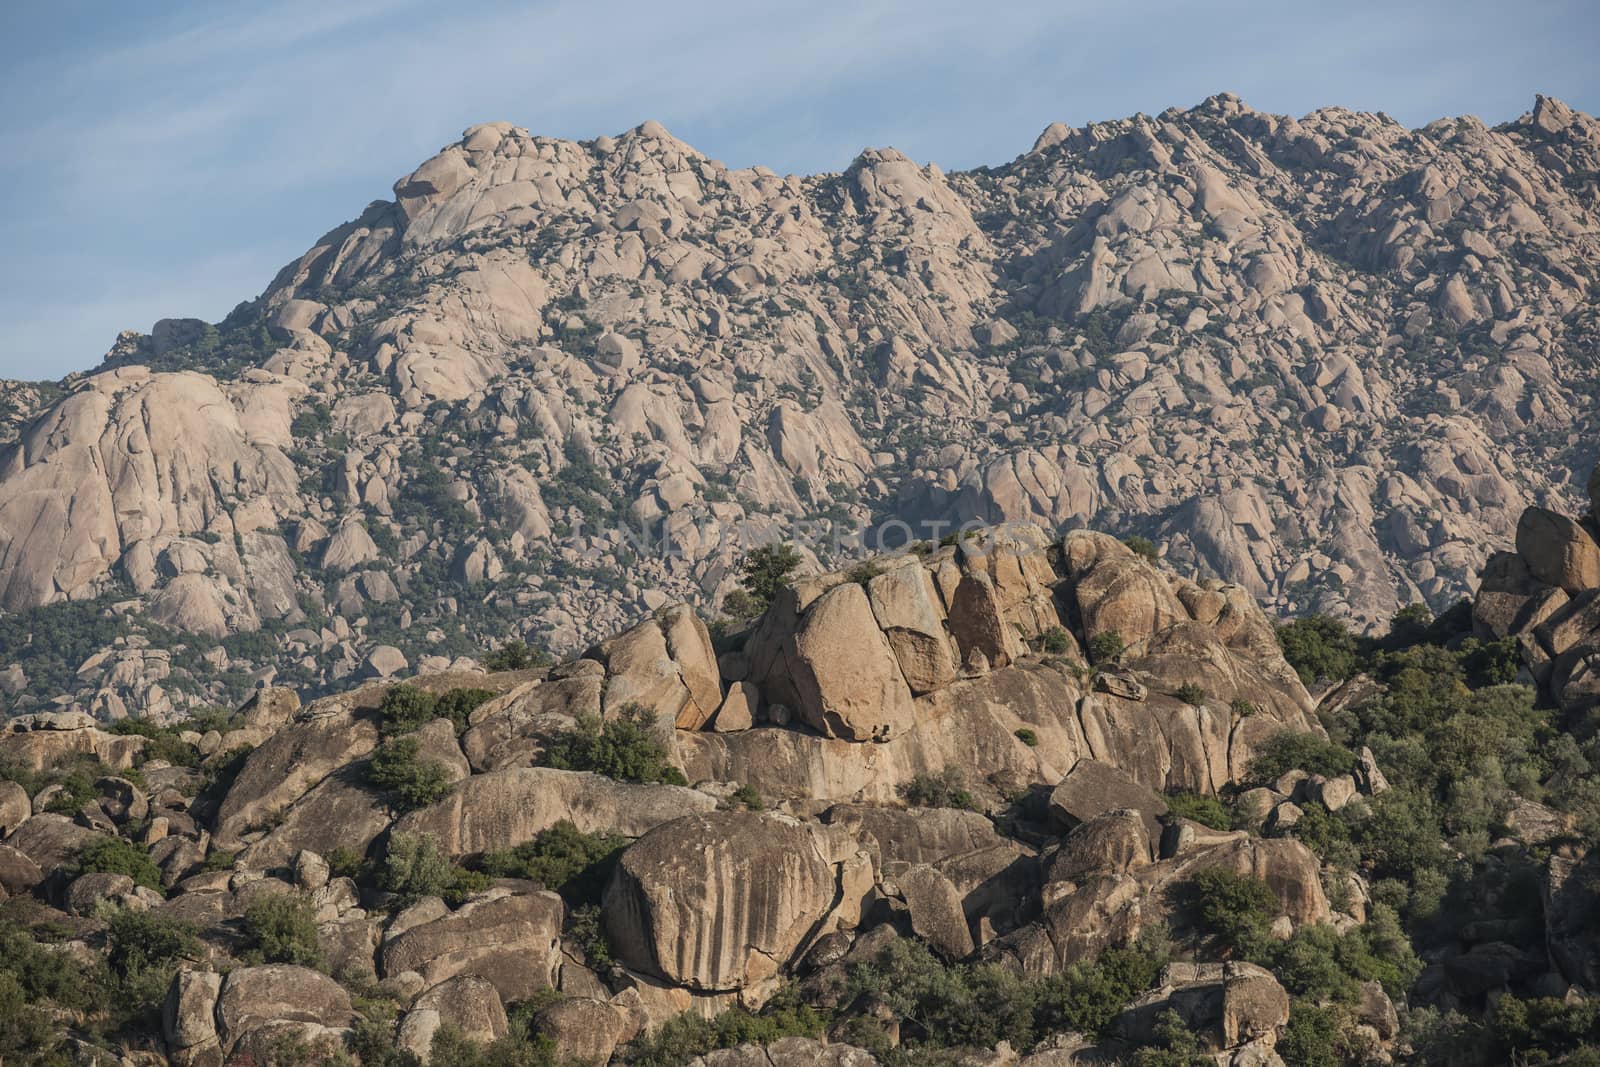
398,975,507,1061
604,812,842,991
787,582,916,741
711,681,758,732
1517,507,1600,593
380,889,564,1003
214,694,381,846
215,964,353,1052
393,766,716,859
865,559,958,693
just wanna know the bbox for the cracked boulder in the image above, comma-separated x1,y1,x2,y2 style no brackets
603,811,861,993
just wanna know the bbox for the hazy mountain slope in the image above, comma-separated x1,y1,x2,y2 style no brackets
0,93,1596,720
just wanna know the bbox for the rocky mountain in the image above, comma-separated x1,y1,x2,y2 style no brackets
3,504,1600,1064
0,526,1395,1065
1,93,1598,722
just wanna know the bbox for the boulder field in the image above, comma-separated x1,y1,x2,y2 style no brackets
0,523,1362,1064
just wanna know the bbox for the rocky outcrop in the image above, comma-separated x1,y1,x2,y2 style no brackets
213,692,381,845
6,96,1597,722
604,811,858,992
391,767,717,858
379,888,565,1003
1477,464,1600,722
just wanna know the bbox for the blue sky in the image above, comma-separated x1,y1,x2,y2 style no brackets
1,0,1595,381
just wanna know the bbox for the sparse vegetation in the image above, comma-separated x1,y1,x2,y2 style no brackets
541,704,688,785
367,734,455,811
240,893,325,968
477,820,628,906
900,768,977,811
1087,629,1125,663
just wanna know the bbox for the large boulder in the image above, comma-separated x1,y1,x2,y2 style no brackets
1517,506,1600,593
239,767,392,870
865,558,958,693
1114,961,1288,1054
893,863,975,959
0,780,29,836
592,606,722,729
947,571,1027,671
788,582,917,741
821,803,1035,924
379,889,564,1003
1046,809,1154,882
1050,759,1170,842
1063,535,1187,651
535,996,635,1065
5,813,98,875
397,975,508,1062
215,964,353,1053
0,712,144,771
460,667,604,772
604,812,846,991
164,968,224,1067
0,844,44,895
391,767,717,859
213,695,381,845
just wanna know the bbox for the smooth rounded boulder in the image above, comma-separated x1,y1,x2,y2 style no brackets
1517,506,1600,593
604,811,840,991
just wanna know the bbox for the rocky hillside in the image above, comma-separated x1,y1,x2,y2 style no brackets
1,94,1598,721
0,526,1380,1065
4,516,1600,1064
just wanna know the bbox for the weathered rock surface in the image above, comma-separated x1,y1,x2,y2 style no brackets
6,96,1596,722
605,812,851,991
379,889,564,1002
392,766,717,858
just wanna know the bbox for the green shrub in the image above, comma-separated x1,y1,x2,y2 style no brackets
569,903,614,969
1274,1002,1350,1067
3,754,122,816
1124,535,1159,561
846,560,887,585
241,893,324,968
429,1021,562,1067
900,768,976,811
108,719,200,768
542,704,687,785
0,970,58,1061
482,639,549,672
730,783,764,809
1276,615,1360,685
1163,792,1229,830
738,543,802,609
1179,868,1276,955
73,836,163,893
1087,630,1125,664
1131,1008,1210,1066
326,846,369,881
434,688,494,734
720,588,765,621
367,736,455,812
1014,728,1039,747
833,935,1167,1057
620,983,826,1065
1040,627,1071,654
378,683,438,736
382,833,490,907
477,821,628,906
1173,683,1207,706
378,683,493,737
103,906,201,1030
1245,731,1358,784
